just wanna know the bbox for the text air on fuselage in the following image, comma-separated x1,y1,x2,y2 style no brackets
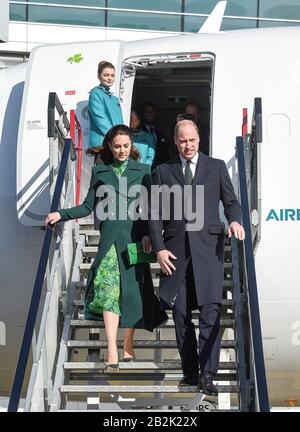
266,209,300,221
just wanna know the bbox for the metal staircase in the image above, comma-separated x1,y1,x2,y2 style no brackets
8,94,269,412
49,224,242,412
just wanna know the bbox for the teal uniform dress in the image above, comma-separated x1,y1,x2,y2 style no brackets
132,129,156,166
88,85,123,148
58,158,167,330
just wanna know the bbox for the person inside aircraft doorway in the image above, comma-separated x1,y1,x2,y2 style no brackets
141,102,170,168
87,61,123,157
130,109,156,167
184,102,210,156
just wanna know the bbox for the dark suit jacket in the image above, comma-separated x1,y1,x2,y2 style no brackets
148,152,242,307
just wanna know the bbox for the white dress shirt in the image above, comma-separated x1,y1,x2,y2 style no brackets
179,152,199,179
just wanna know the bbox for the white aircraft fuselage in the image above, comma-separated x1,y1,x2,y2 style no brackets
0,27,300,406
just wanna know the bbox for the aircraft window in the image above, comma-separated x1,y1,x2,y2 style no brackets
10,4,26,21
108,0,181,12
185,16,256,32
107,11,181,32
266,114,291,142
185,0,258,31
185,0,258,16
220,18,257,30
260,0,300,21
28,0,104,5
259,0,300,27
27,5,105,26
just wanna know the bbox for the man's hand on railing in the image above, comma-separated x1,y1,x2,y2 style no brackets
228,221,245,241
45,212,61,227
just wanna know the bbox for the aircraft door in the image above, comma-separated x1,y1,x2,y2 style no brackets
17,40,125,226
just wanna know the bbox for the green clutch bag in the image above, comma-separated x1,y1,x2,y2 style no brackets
126,242,156,265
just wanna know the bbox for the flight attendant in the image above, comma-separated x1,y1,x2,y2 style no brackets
130,109,156,167
87,61,123,154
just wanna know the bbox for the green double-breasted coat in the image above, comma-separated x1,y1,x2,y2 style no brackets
59,158,167,331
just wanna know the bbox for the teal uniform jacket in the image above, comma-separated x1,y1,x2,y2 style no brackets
88,85,123,148
58,158,167,330
133,129,156,166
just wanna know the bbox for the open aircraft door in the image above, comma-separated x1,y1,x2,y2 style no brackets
17,40,124,226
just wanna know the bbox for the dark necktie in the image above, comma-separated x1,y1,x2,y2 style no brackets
184,160,193,185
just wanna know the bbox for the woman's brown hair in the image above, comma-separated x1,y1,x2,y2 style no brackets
89,124,140,163
97,60,115,76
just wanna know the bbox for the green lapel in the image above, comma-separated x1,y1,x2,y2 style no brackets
94,163,119,193
125,158,146,187
94,158,145,195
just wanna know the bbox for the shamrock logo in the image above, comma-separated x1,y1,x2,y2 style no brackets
67,53,83,64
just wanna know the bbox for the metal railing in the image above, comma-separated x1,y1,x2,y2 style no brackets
70,109,82,206
8,93,76,412
8,139,74,411
242,98,262,250
230,236,250,411
234,98,269,411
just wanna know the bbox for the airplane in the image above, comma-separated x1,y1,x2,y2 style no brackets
0,1,300,410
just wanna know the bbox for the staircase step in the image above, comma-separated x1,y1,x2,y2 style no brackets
79,263,233,285
60,384,239,394
63,361,238,370
70,318,235,329
76,280,233,293
79,262,232,271
82,247,232,256
73,298,234,308
68,372,238,381
82,246,98,256
67,340,237,349
80,229,100,237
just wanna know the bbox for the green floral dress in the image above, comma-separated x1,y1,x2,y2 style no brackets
88,158,128,316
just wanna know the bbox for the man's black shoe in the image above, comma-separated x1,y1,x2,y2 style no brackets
179,375,198,386
198,373,218,396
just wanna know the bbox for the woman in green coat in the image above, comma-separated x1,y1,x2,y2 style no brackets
45,125,167,370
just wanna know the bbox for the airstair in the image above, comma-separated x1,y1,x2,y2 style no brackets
48,225,239,412
8,94,269,412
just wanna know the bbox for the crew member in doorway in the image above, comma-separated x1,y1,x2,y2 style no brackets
184,102,210,156
141,102,170,168
87,61,123,156
130,109,156,167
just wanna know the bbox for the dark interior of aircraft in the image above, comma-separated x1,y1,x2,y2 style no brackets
131,59,213,156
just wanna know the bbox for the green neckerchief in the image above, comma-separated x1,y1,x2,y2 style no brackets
112,158,128,178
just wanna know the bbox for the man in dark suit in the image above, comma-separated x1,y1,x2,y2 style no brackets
141,102,170,168
148,119,245,396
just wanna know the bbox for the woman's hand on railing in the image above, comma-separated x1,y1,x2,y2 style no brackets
45,212,61,227
141,235,152,254
228,221,245,240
